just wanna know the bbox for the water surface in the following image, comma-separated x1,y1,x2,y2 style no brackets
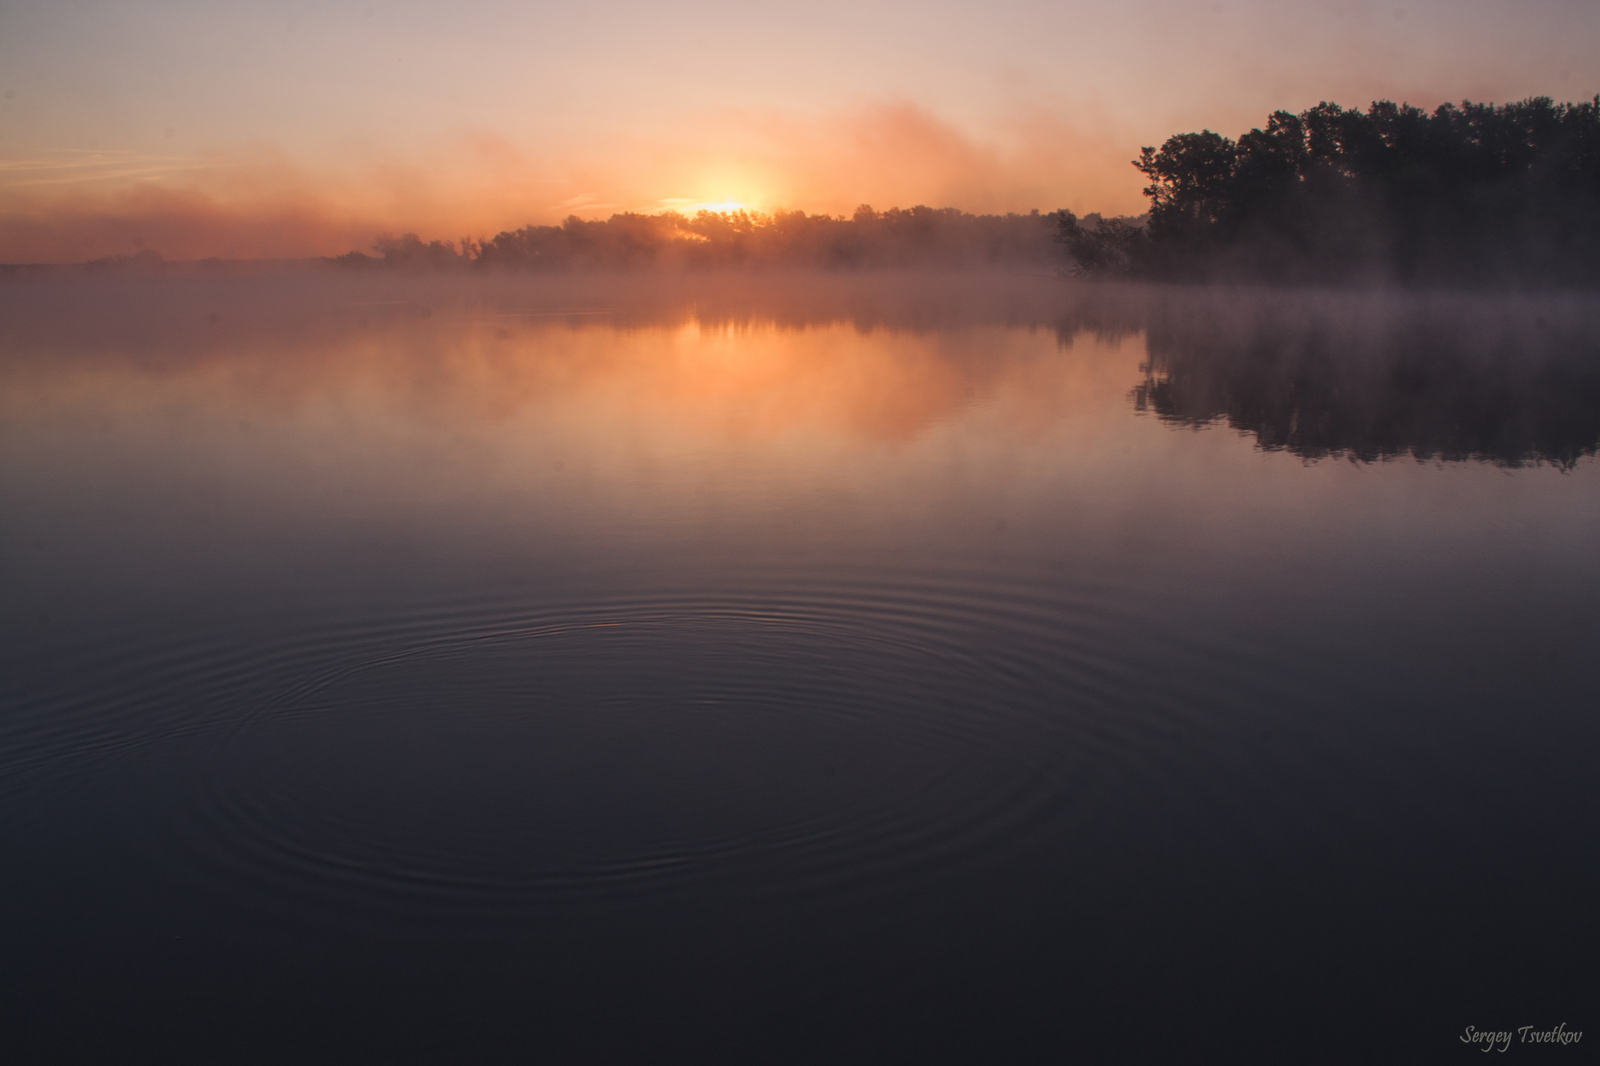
3,273,1597,1063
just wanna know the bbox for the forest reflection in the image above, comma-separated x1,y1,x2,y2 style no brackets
2,273,1596,465
1097,291,1600,467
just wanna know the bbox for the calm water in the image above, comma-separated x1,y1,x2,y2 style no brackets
2,273,1597,1063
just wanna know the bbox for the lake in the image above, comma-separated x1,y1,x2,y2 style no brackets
2,271,1596,1063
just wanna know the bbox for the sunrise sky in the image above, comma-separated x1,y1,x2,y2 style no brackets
2,0,1596,261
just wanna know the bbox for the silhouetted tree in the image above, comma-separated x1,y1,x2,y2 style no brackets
85,248,166,273
366,207,1075,272
1055,212,1148,275
1134,96,1600,284
332,233,465,270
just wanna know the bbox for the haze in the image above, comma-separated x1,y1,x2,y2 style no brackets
2,0,1597,261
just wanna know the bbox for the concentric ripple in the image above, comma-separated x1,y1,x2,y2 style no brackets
3,566,1309,935
182,583,1125,925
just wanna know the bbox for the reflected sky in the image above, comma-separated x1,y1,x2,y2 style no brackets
4,276,1596,602
4,274,1596,618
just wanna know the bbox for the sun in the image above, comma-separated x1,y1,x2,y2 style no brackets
655,195,760,216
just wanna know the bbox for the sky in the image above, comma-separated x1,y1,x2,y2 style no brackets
1,0,1597,261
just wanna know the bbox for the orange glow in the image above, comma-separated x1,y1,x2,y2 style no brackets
0,277,1138,447
687,201,751,215
0,102,1142,263
4,0,1594,263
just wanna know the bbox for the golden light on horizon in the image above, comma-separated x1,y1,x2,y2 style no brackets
690,200,752,214
657,178,767,215
656,198,757,215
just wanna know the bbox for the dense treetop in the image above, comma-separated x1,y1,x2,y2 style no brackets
1086,96,1600,284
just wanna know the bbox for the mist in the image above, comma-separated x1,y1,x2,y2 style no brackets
336,207,1085,272
4,270,1595,467
0,102,1138,265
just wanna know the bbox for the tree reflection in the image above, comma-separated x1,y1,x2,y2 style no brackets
3,273,1596,467
1116,293,1600,467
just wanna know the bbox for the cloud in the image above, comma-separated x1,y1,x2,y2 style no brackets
0,150,238,188
0,100,1148,262
626,100,1145,219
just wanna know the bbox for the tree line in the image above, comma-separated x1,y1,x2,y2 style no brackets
1064,95,1600,284
332,206,1074,271
332,95,1600,285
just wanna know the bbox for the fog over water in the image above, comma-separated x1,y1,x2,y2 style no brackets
2,272,1597,1063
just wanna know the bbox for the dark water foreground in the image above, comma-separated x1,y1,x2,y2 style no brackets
2,273,1597,1063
